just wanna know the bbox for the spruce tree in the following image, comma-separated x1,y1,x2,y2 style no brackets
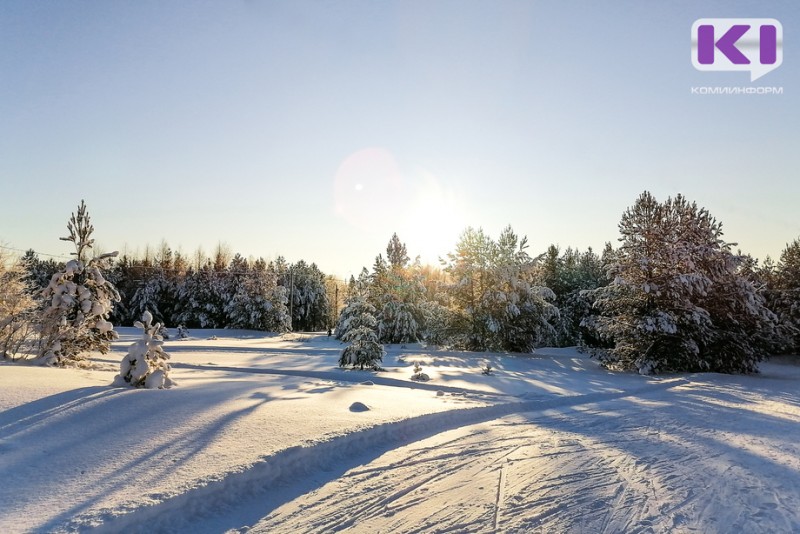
39,201,121,365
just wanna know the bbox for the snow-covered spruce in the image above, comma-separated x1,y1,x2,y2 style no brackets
115,310,175,389
339,298,384,370
39,200,120,366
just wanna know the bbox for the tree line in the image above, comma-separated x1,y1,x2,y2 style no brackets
2,192,799,375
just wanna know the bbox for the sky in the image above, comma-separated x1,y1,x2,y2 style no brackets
1,0,798,278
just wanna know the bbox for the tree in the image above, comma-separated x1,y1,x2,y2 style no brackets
386,232,409,269
21,249,63,293
370,234,425,344
225,256,290,331
339,297,383,370
39,201,121,365
115,310,175,389
588,191,776,374
441,226,558,352
175,262,227,328
535,245,609,346
766,239,800,353
278,259,330,331
0,248,37,360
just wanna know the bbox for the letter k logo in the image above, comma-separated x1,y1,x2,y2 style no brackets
692,19,783,81
697,24,750,64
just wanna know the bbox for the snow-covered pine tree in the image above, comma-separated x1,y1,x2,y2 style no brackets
442,226,558,352
535,245,609,346
175,263,227,328
588,191,776,374
370,234,427,344
39,201,121,365
761,239,800,354
0,248,37,360
338,298,383,370
224,256,290,331
279,260,330,331
335,294,367,340
386,232,409,269
115,310,175,388
21,249,63,293
177,324,189,339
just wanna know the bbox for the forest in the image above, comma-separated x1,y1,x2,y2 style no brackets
2,191,799,375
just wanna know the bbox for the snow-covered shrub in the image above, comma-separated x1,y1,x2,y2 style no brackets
339,299,383,370
115,311,175,389
177,324,189,339
411,361,429,381
39,201,121,366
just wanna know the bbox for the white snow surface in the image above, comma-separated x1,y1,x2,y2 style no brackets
1,330,799,533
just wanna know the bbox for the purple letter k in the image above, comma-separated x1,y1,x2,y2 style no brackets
697,24,751,65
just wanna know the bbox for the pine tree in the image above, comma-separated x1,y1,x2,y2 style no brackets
115,310,175,389
442,226,558,352
225,256,290,331
386,232,409,269
371,234,425,344
175,263,227,328
339,298,383,370
535,245,609,346
767,239,800,353
335,294,367,340
588,191,776,374
39,201,121,365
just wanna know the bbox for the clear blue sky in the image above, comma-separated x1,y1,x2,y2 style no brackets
1,1,798,278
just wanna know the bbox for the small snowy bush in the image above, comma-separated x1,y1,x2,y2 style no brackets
176,324,189,339
411,361,430,381
115,311,175,389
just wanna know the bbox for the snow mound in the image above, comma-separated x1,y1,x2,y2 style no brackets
349,402,371,412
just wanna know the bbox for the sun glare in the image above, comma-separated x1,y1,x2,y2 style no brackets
401,172,466,265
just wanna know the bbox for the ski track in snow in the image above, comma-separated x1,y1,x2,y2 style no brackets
63,379,685,532
3,332,800,533
247,380,800,534
72,379,687,533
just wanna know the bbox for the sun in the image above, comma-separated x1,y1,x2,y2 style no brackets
401,173,466,265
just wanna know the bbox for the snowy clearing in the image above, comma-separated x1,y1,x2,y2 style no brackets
1,330,799,533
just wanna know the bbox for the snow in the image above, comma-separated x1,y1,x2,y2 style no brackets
1,331,799,533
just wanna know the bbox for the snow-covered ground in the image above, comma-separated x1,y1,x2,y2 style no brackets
1,330,799,533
